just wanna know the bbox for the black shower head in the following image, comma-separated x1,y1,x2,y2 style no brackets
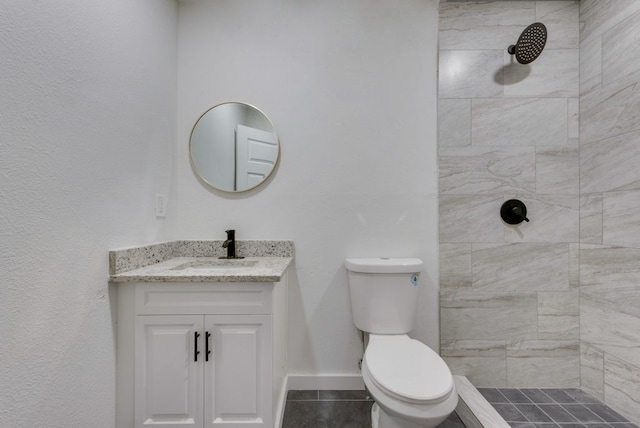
508,22,547,64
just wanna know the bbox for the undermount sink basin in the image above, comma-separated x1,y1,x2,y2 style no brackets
170,259,259,271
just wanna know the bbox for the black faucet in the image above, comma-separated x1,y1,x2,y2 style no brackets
220,229,244,259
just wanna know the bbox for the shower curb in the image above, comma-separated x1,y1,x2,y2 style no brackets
454,376,510,428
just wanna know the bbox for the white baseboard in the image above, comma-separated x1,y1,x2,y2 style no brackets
286,374,365,390
274,376,289,428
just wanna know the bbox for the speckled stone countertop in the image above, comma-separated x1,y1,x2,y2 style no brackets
110,256,292,283
109,240,294,283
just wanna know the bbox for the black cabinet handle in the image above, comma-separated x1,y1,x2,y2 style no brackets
205,332,211,362
194,331,200,362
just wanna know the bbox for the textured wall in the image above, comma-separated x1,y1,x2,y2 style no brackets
579,0,640,422
176,0,440,379
0,1,177,426
438,1,581,388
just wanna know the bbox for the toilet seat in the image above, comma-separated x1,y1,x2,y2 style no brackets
364,335,454,405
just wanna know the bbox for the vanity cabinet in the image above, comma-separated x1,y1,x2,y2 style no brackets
116,280,287,428
136,314,271,428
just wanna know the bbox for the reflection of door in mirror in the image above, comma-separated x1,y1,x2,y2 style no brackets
235,125,278,190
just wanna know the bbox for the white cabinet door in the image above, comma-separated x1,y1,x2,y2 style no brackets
204,315,272,428
135,316,204,428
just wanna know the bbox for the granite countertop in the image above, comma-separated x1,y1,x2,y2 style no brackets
108,240,294,283
109,256,292,283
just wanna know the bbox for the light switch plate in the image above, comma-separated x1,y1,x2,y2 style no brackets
155,194,167,217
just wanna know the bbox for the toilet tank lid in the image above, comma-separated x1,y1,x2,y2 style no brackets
345,258,423,273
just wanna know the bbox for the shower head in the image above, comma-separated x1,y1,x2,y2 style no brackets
508,22,547,64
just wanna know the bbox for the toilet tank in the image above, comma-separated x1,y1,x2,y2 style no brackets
345,258,423,334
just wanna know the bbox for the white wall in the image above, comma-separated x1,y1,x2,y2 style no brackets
0,1,177,426
177,0,440,378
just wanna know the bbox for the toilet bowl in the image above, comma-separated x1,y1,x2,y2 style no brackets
345,258,458,428
362,334,457,428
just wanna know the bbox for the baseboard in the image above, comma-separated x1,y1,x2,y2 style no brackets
274,376,288,428
286,374,365,390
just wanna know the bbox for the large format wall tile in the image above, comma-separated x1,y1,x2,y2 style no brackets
602,8,640,86
538,291,579,340
580,37,602,95
502,194,579,243
581,68,640,146
569,243,579,287
580,2,640,420
440,243,472,289
471,98,568,147
440,50,504,99
581,342,605,400
441,339,507,358
439,147,535,194
507,355,579,387
580,0,640,413
536,149,579,194
503,50,579,97
580,194,603,244
441,290,538,340
439,2,534,50
443,356,507,388
471,243,569,291
438,99,471,147
581,293,640,368
507,340,579,358
438,1,583,393
506,340,580,387
603,190,640,247
580,245,640,297
604,353,640,423
580,130,640,193
568,98,579,139
579,0,640,46
440,194,504,243
442,340,508,387
536,1,579,50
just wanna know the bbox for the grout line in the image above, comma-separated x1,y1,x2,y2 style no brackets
488,388,640,427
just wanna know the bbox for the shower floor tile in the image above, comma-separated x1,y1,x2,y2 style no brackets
282,390,465,427
478,387,639,428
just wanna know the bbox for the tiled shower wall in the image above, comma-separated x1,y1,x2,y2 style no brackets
438,0,640,423
438,1,580,388
579,0,640,422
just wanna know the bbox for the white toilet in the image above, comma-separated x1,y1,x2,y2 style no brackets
345,258,458,428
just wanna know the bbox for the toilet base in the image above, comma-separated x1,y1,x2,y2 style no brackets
372,403,379,428
371,402,450,428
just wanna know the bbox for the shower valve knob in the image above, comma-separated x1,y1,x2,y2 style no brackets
512,206,529,222
501,199,529,225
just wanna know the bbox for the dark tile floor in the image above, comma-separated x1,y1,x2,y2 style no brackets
282,389,465,428
478,387,639,428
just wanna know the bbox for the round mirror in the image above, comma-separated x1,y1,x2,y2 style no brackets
189,102,280,192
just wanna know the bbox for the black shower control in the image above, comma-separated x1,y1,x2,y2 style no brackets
501,199,530,225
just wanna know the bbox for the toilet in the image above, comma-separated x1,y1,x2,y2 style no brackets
345,258,458,428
